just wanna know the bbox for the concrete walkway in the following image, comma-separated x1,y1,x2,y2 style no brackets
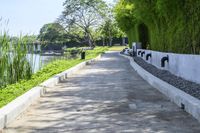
4,52,200,133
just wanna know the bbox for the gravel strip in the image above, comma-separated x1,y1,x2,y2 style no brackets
133,56,200,100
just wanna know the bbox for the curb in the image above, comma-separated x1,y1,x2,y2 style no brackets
39,54,102,88
0,54,102,130
120,54,200,122
0,86,44,129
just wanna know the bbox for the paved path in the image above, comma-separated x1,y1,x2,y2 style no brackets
4,52,200,133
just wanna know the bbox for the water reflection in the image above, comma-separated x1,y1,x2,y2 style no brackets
27,54,63,73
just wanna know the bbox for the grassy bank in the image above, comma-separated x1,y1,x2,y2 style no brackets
108,46,126,51
0,47,108,108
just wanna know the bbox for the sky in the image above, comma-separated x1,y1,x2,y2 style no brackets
0,0,115,36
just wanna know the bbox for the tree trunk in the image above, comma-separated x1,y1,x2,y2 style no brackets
89,32,95,47
85,31,92,47
109,36,112,46
122,37,125,45
108,29,112,46
102,37,105,46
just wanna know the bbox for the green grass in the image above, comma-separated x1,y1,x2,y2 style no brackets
85,46,108,59
0,46,108,108
108,46,126,51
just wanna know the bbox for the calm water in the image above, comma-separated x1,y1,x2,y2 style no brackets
27,54,63,73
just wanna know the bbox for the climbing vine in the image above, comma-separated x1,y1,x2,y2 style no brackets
114,0,200,54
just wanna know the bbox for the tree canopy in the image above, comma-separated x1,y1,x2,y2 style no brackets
37,0,125,47
58,0,107,47
38,23,65,43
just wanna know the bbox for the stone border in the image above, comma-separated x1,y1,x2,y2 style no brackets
0,54,102,130
120,54,200,122
137,49,200,84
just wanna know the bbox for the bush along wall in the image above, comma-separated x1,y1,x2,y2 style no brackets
114,0,200,54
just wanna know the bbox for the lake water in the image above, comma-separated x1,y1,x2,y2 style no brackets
27,54,63,73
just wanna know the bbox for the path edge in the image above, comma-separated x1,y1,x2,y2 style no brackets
120,54,200,122
0,54,102,130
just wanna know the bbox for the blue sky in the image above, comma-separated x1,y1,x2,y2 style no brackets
0,0,114,36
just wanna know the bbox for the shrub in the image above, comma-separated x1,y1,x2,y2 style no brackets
114,0,200,54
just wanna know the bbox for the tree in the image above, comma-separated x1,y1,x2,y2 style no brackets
38,23,65,43
99,3,125,46
99,19,115,46
25,35,37,43
58,0,107,47
114,0,137,48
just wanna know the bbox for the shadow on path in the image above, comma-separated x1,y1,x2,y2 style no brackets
5,52,200,133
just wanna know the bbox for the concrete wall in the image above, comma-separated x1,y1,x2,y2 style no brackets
121,54,200,123
137,49,200,84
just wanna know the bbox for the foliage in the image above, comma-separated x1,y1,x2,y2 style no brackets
64,47,83,58
25,35,38,43
108,46,126,51
38,23,66,43
85,46,108,59
114,0,137,48
0,33,33,88
98,3,125,46
114,0,200,54
36,1,125,47
65,47,82,54
99,18,124,46
0,46,108,108
58,0,107,47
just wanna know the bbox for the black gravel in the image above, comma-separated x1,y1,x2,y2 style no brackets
133,56,200,100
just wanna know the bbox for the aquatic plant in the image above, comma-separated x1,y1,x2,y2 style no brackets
0,33,33,88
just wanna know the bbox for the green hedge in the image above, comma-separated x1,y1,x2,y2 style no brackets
114,0,200,54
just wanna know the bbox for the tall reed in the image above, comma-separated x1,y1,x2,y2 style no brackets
0,33,33,88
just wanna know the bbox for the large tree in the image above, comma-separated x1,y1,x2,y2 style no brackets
99,5,124,46
38,23,65,43
58,0,107,47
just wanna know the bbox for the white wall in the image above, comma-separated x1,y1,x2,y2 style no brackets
137,49,200,84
